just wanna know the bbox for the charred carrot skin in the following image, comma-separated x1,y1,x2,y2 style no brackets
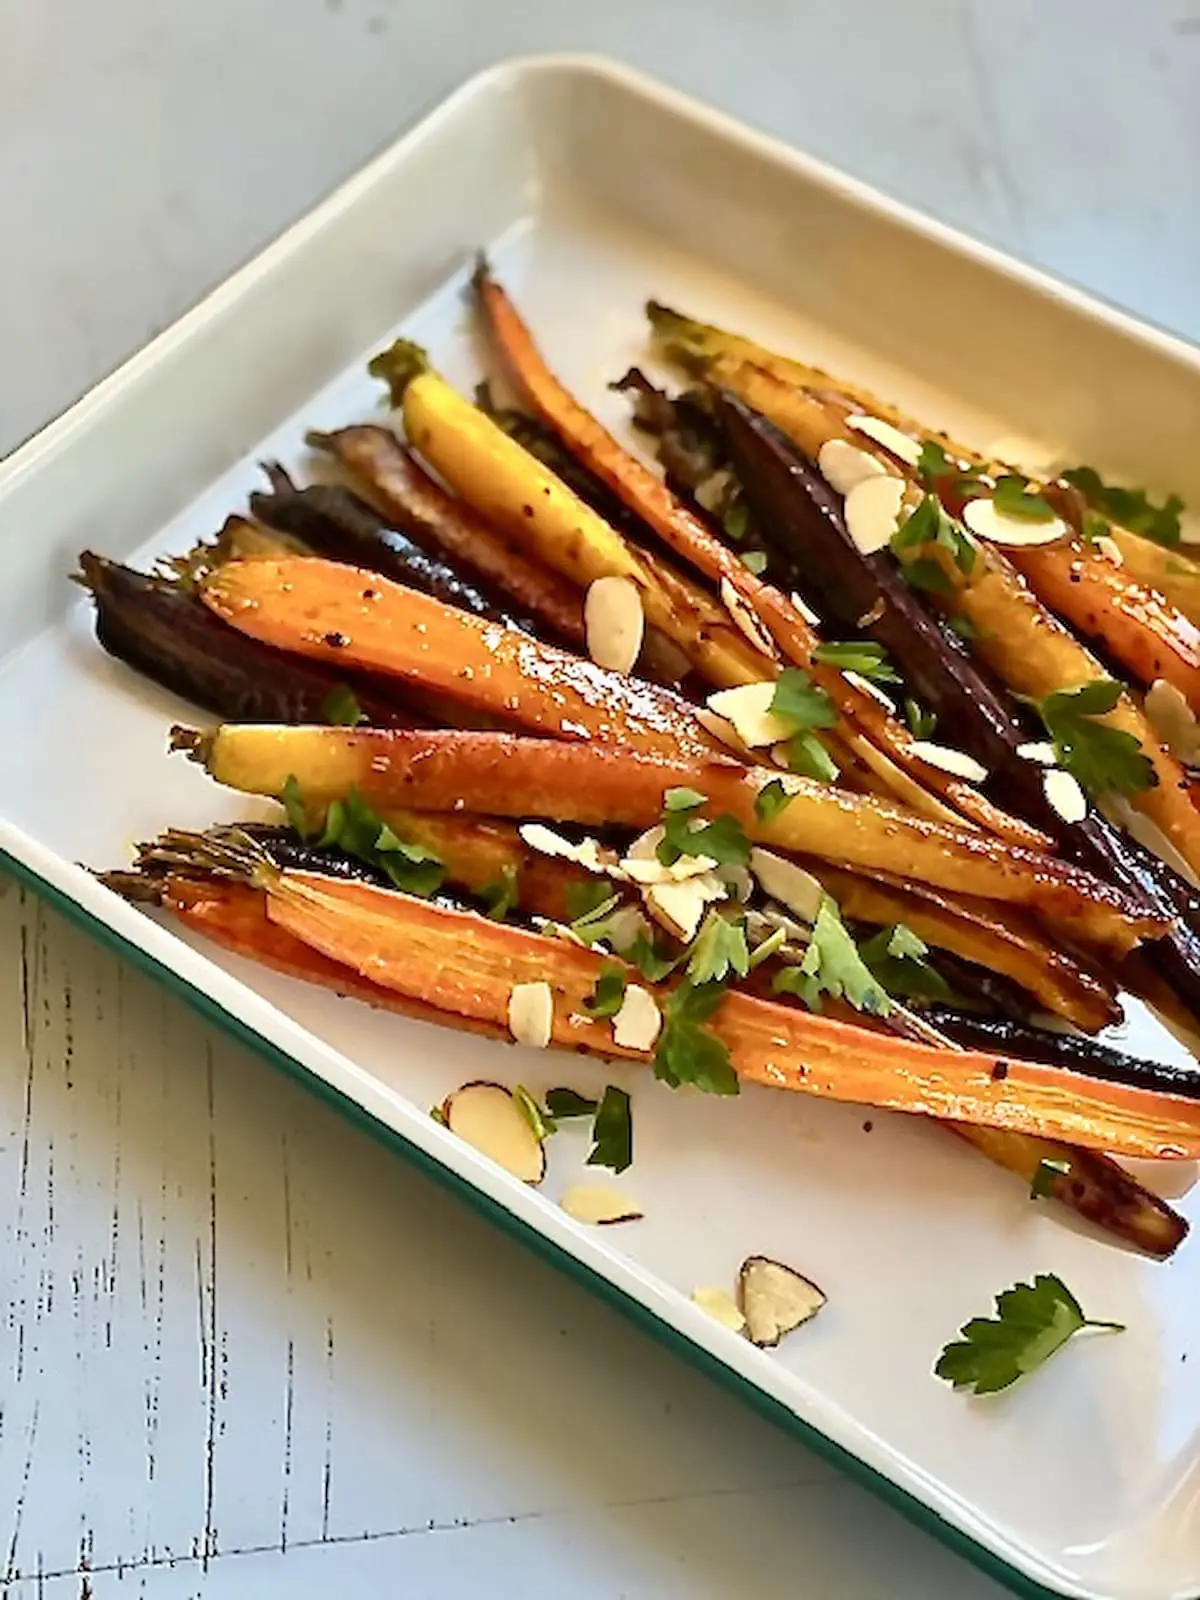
185,724,1165,958
200,557,719,761
254,870,1200,1158
306,426,588,650
472,263,1046,847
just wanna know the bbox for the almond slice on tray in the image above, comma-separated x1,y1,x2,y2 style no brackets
560,1184,644,1226
441,1082,546,1184
737,1256,827,1347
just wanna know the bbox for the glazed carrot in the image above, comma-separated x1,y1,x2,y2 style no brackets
1005,540,1200,711
254,869,1200,1157
1107,530,1200,628
200,557,718,760
307,425,588,649
179,724,1163,955
473,263,1046,847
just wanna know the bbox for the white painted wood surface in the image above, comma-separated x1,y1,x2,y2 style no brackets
3,3,1199,1593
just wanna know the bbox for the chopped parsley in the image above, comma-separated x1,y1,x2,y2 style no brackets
935,1273,1124,1395
1033,680,1156,798
686,911,750,985
565,879,616,921
754,778,796,822
741,548,769,575
583,963,629,1019
1062,465,1184,549
772,896,891,1016
769,668,839,731
1030,1157,1072,1200
479,864,519,921
783,731,840,784
321,684,367,726
812,640,901,683
891,492,975,576
992,474,1055,523
653,979,739,1096
904,697,938,739
859,923,950,1001
626,931,680,983
586,1085,633,1173
657,792,751,868
513,1084,554,1143
282,778,444,896
544,1087,598,1119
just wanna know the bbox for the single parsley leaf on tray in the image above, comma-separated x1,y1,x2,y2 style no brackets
935,1273,1124,1395
544,1087,598,1120
587,1085,633,1173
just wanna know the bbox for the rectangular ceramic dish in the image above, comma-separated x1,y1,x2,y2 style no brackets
3,57,1200,1600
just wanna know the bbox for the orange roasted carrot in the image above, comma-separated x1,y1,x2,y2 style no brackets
1005,540,1200,712
255,868,1200,1158
472,262,1047,848
183,724,1164,956
201,557,718,760
307,425,588,650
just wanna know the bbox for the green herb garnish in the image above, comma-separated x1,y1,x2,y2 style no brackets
586,1085,633,1173
773,896,891,1016
916,439,954,481
891,492,975,575
627,932,679,984
321,684,367,726
283,780,445,896
1062,465,1184,549
1033,680,1156,797
812,640,900,683
992,474,1056,523
754,778,796,822
513,1084,555,1143
565,879,616,921
904,697,938,739
935,1273,1124,1395
583,963,629,1020
859,923,950,1001
480,864,519,921
282,773,311,837
947,615,978,642
544,1086,598,1120
783,731,839,784
1030,1158,1072,1200
686,911,750,985
741,549,768,575
653,980,739,1096
723,501,750,542
769,668,839,731
657,793,751,868
899,557,954,597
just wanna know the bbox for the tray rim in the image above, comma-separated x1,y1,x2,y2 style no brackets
4,51,1198,1600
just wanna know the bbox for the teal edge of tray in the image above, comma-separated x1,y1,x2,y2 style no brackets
2,842,1087,1600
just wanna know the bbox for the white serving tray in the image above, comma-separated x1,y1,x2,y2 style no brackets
3,56,1200,1600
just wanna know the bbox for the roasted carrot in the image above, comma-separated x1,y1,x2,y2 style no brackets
180,724,1163,956
473,264,1046,847
233,865,1200,1157
200,557,719,760
1107,530,1200,627
1004,540,1200,712
306,425,589,649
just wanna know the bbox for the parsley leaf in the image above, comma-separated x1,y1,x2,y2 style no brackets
992,474,1055,522
773,896,892,1016
741,548,769,575
282,773,312,838
653,980,739,1096
723,501,750,541
899,557,954,597
770,668,838,731
586,1085,633,1173
891,493,975,575
513,1084,555,1143
627,932,679,983
686,911,750,985
583,963,628,1019
916,439,953,481
544,1087,598,1119
284,779,445,895
755,778,796,822
565,879,615,921
812,640,901,683
935,1273,1124,1395
479,864,519,921
859,923,950,1001
1030,1157,1072,1199
664,786,707,811
1034,680,1156,797
947,614,978,642
784,731,839,784
904,697,938,739
1062,465,1184,549
322,684,367,726
657,797,751,868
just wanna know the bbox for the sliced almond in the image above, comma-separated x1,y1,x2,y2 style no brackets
908,739,988,784
644,875,725,942
611,984,662,1051
746,905,810,950
621,825,719,884
749,849,823,924
695,706,758,759
844,475,906,555
443,1082,546,1183
585,575,644,675
737,1256,826,1347
519,823,623,877
1144,678,1200,766
845,413,922,466
816,438,890,497
962,497,1069,548
1016,741,1057,765
691,1285,746,1333
717,863,754,903
720,577,779,659
1043,768,1088,824
705,682,792,749
1100,793,1200,887
508,981,554,1049
789,590,822,627
560,1184,644,1225
1094,535,1124,566
842,670,895,710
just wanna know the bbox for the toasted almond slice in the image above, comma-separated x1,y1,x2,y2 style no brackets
519,823,623,877
508,981,554,1049
789,590,822,627
844,475,906,555
1043,768,1088,824
585,575,645,675
1144,678,1200,766
612,984,662,1051
962,497,1069,548
908,739,989,784
644,875,725,942
817,438,890,497
1016,741,1057,765
706,682,792,749
560,1184,644,1225
1094,535,1124,566
737,1256,826,1347
621,826,719,885
696,705,758,758
746,905,810,951
1100,793,1200,888
842,670,895,710
692,1285,746,1333
717,863,754,903
443,1082,546,1184
845,414,922,466
720,577,779,659
749,848,823,924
